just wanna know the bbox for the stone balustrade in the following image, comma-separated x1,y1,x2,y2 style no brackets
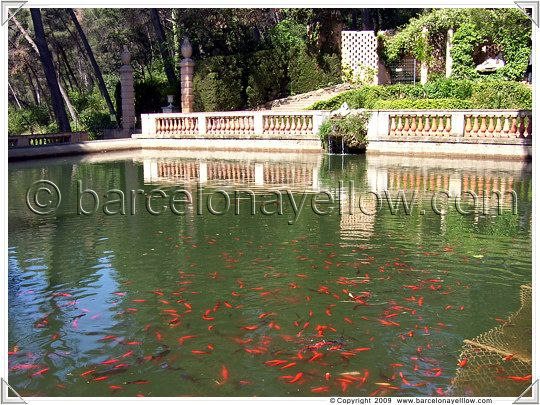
140,111,328,139
8,132,88,148
370,110,532,141
463,112,532,138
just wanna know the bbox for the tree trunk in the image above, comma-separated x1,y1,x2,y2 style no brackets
30,8,71,132
12,11,78,124
150,9,176,86
8,82,22,109
67,8,116,116
361,9,374,31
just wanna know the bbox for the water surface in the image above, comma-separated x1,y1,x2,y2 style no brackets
8,152,532,397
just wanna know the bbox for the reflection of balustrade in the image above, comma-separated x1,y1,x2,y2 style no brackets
145,159,319,190
464,112,532,139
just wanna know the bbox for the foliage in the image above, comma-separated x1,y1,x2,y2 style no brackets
309,78,531,110
373,98,472,110
319,112,371,150
8,105,51,135
193,56,244,111
246,49,289,108
470,80,532,109
380,8,531,81
288,44,342,95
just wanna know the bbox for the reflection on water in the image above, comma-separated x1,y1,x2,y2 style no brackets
8,151,531,397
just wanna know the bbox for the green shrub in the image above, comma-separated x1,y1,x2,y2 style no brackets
193,55,244,111
309,79,530,110
319,112,371,150
373,98,473,110
470,81,531,109
78,110,114,139
246,49,289,108
8,105,51,135
288,44,342,95
423,78,473,99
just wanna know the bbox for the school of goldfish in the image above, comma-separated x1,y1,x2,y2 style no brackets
8,234,531,397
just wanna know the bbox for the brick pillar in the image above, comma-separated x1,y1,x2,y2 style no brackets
180,37,195,113
119,46,135,132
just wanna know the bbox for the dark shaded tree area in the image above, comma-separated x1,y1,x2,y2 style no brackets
8,8,422,136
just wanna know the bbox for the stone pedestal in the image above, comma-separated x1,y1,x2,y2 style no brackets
180,38,194,113
120,46,135,131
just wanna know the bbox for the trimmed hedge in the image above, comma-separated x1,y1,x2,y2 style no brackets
373,98,473,110
193,56,245,112
309,79,531,110
288,44,342,95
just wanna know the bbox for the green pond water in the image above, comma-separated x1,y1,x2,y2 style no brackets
8,152,532,397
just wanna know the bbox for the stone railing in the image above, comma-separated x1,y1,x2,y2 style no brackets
370,110,532,141
139,111,328,139
8,132,88,148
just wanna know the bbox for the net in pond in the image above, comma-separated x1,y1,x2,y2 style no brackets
451,284,532,397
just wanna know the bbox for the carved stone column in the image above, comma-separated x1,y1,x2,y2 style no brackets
180,38,195,113
119,46,136,132
420,26,429,85
446,28,454,78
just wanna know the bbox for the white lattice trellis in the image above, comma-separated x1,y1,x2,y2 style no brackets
341,31,379,84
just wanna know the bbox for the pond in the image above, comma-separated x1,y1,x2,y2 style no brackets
8,151,532,397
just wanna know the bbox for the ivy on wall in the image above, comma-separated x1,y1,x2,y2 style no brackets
379,8,531,81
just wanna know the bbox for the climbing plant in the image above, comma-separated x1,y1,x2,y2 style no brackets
380,8,531,81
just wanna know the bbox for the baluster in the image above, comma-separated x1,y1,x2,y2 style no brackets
279,117,285,131
269,116,275,132
430,115,438,134
502,115,510,137
437,115,445,136
444,115,451,135
301,116,308,132
156,118,162,134
518,112,526,138
248,116,253,131
510,116,518,137
464,115,472,136
285,116,291,131
397,116,404,136
494,116,502,136
417,115,424,134
410,115,417,135
307,117,313,132
389,116,396,136
225,118,230,133
487,116,495,135
403,115,410,135
263,116,269,131
479,116,487,136
472,116,480,135
424,116,431,135
526,114,532,138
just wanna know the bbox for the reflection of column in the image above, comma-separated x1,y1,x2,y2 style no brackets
255,164,264,186
312,168,319,191
449,174,461,197
367,166,388,192
143,159,158,183
199,162,207,183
